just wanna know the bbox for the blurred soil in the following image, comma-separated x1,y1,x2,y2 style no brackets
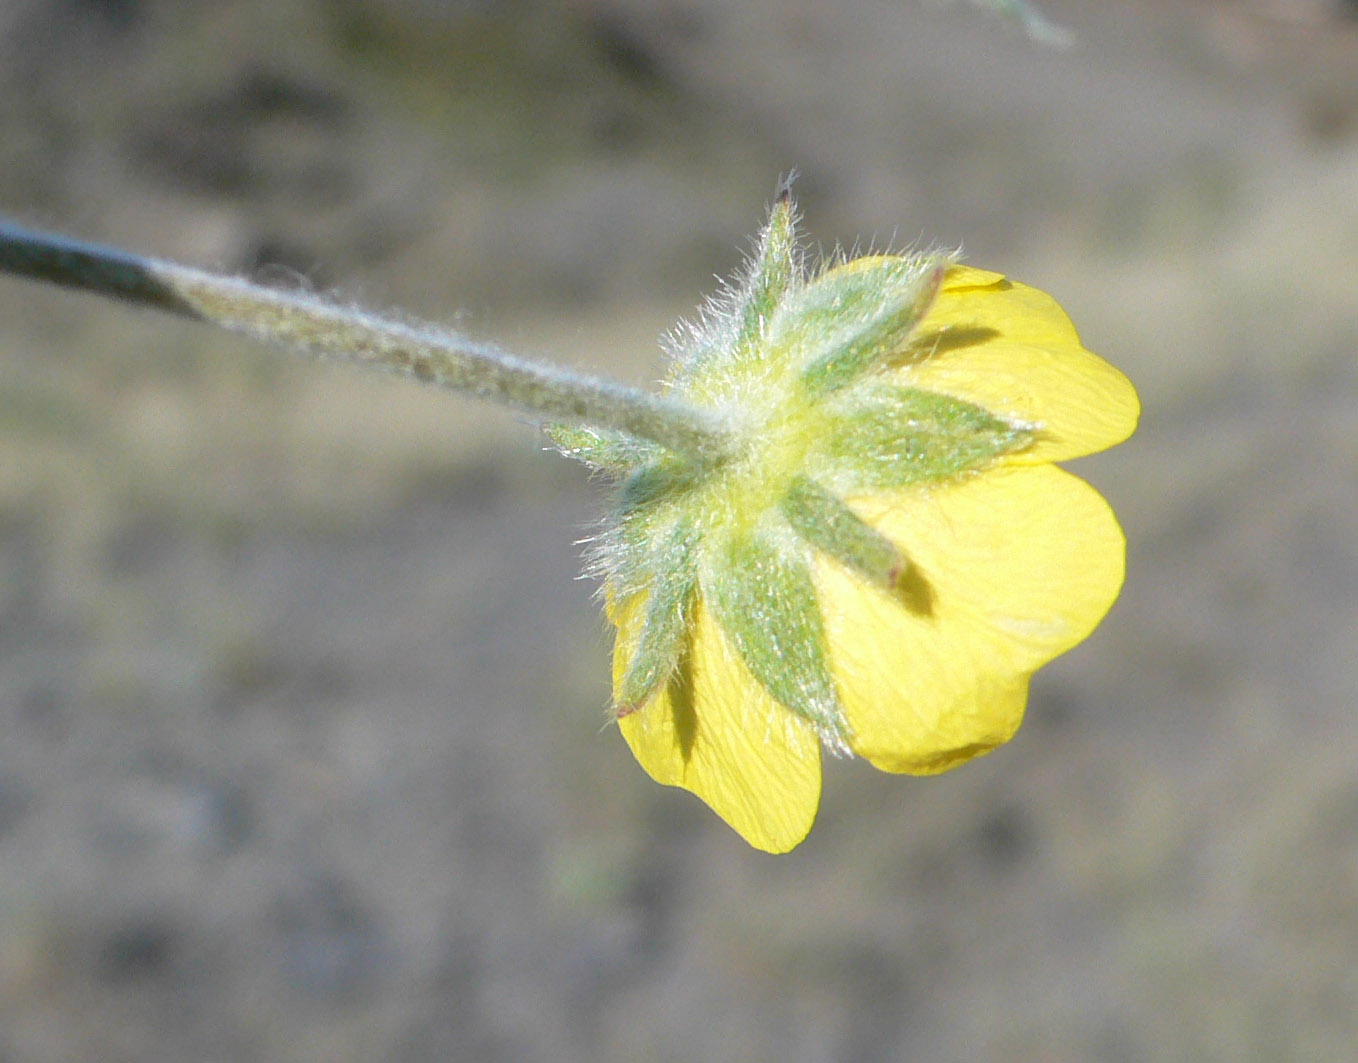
1,1,1357,1060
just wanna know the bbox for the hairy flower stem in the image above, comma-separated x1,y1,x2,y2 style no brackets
0,220,731,460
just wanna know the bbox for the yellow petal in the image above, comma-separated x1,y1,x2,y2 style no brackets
612,594,822,853
934,265,1080,347
900,266,1140,464
818,464,1126,774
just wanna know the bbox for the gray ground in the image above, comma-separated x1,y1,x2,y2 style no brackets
1,1,1356,1060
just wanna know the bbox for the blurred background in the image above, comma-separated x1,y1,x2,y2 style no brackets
1,0,1356,1059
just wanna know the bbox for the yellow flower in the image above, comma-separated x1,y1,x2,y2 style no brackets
554,197,1138,853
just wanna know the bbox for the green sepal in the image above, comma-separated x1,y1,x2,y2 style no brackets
671,193,798,395
780,475,906,590
821,385,1033,489
602,455,702,594
707,529,848,747
797,261,944,394
545,423,660,473
732,192,797,361
778,257,946,395
617,456,701,518
617,519,697,711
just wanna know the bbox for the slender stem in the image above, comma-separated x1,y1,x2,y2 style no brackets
0,220,731,459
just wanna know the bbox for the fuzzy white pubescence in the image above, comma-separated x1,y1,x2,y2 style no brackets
548,196,1029,751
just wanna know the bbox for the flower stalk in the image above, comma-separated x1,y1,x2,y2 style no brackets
0,220,731,461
